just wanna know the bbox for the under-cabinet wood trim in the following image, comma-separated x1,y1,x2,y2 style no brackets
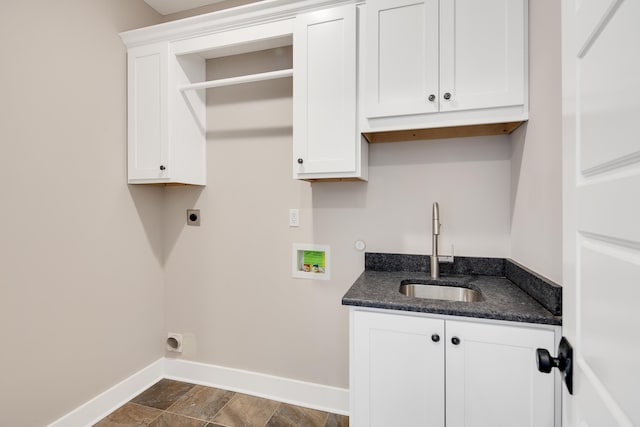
127,182,202,186
303,177,366,182
362,121,526,143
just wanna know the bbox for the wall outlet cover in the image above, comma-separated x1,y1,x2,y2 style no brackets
289,209,300,227
187,209,200,226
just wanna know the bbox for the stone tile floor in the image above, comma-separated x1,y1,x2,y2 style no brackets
94,379,349,427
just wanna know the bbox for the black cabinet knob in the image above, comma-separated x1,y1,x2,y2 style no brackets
159,165,166,171
297,158,304,164
428,94,436,102
443,92,451,100
189,213,198,222
431,334,440,343
451,336,460,345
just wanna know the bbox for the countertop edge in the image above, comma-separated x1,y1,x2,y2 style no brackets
342,297,563,326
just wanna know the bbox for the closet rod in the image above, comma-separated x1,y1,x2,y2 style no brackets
179,68,293,92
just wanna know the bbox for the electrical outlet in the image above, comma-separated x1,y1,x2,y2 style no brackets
187,209,200,226
289,209,299,227
437,244,455,263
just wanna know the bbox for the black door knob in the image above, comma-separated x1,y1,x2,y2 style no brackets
443,92,452,100
451,336,460,345
297,158,304,164
536,349,560,373
536,336,574,395
431,334,440,343
159,165,166,171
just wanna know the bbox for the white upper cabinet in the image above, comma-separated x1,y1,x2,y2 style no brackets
362,0,528,134
438,0,525,113
127,42,206,185
293,4,367,181
122,0,367,184
127,43,169,183
122,0,527,183
364,0,439,118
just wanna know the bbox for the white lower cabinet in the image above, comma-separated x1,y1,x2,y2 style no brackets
350,309,559,427
352,310,445,426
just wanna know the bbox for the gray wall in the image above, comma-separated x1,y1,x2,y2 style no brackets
0,1,164,425
510,0,563,284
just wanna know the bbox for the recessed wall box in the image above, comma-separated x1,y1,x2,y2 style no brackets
292,244,330,280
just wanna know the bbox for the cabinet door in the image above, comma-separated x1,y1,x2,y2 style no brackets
127,42,169,182
351,311,445,427
293,4,357,177
445,320,556,427
364,0,439,118
439,0,525,112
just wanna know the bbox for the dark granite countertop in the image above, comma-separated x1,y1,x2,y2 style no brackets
342,253,562,326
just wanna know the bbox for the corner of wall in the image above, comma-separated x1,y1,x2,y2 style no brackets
509,0,563,284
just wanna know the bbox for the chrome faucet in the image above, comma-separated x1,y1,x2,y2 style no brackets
431,202,441,279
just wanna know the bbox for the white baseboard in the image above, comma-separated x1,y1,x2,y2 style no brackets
48,358,165,427
164,358,349,415
48,357,349,426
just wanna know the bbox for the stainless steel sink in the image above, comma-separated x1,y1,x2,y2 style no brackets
399,282,484,302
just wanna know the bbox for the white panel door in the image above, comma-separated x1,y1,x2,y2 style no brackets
127,43,169,181
439,0,525,112
364,0,439,118
562,0,640,426
351,310,445,427
293,4,357,176
445,320,556,427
